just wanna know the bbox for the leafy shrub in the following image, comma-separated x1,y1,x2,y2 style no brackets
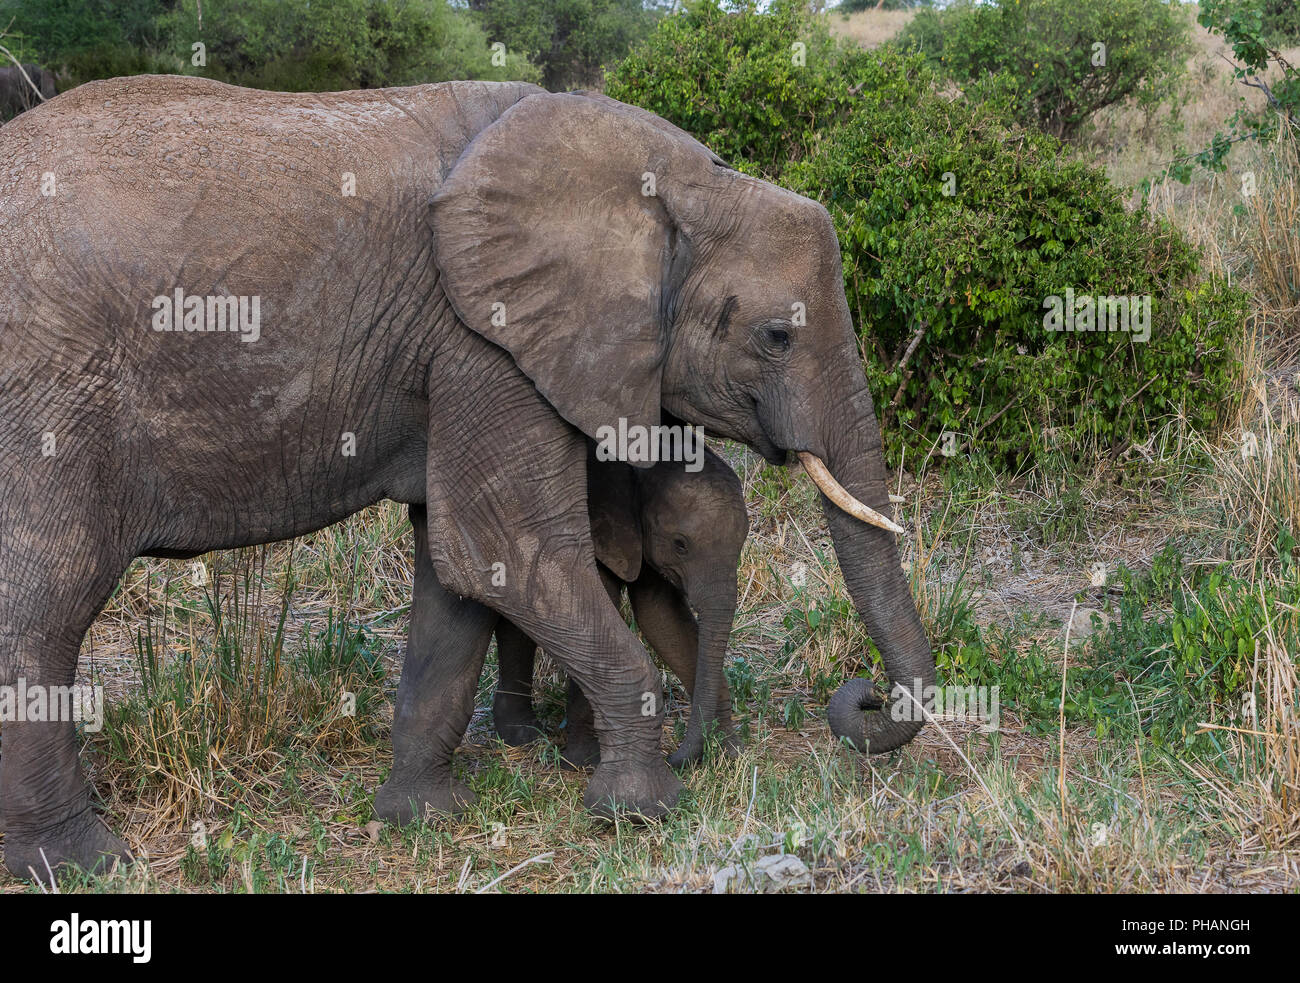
470,0,658,91
158,0,539,90
605,0,875,178
50,43,181,90
607,9,1244,471
0,0,178,88
0,0,541,91
895,0,1192,140
1262,0,1300,44
782,50,1246,470
0,0,165,58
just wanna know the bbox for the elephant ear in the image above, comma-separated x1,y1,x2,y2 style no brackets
585,444,642,584
430,91,723,450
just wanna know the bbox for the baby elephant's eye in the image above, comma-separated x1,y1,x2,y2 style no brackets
673,536,689,555
766,327,791,351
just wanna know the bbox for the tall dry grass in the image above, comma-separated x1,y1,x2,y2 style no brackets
829,8,913,49
1244,124,1300,351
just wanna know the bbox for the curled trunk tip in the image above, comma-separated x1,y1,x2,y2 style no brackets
827,677,925,754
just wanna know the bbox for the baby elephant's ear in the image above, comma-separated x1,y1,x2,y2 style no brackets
431,91,715,447
586,447,642,584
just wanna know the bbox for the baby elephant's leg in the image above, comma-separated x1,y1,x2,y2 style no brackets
492,620,545,745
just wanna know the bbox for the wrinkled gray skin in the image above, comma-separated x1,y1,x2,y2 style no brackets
0,64,57,122
489,440,747,771
0,76,933,877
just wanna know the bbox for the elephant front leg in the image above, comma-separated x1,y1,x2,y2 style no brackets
374,505,498,826
559,565,625,770
423,340,681,819
436,517,682,818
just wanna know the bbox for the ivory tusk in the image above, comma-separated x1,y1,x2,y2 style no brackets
797,452,905,535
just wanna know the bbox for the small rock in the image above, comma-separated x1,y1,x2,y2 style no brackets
754,853,812,892
712,865,742,894
713,854,813,893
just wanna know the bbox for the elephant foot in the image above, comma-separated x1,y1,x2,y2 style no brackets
583,757,683,821
3,807,133,880
668,726,741,769
492,694,545,747
560,723,601,771
374,773,477,826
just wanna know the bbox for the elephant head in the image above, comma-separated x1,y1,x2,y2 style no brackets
431,91,933,753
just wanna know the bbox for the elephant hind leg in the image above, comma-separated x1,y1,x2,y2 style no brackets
491,620,545,746
0,511,134,879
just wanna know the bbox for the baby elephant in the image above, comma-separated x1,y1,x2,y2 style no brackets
493,442,748,769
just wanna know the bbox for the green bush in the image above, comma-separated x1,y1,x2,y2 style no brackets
607,8,1244,472
0,0,178,88
782,50,1246,470
470,0,658,91
1263,0,1300,44
0,0,166,59
605,0,874,179
50,43,182,90
894,0,1192,140
158,0,539,90
0,0,541,91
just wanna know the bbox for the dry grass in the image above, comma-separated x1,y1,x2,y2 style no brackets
1090,8,1300,203
829,7,914,50
1243,126,1300,345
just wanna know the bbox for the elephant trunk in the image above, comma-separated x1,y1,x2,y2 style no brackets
815,388,934,753
671,584,737,766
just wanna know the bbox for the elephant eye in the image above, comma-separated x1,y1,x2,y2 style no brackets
766,327,791,352
673,536,689,555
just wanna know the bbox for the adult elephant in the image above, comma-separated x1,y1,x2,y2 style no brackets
0,76,932,876
0,63,56,121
